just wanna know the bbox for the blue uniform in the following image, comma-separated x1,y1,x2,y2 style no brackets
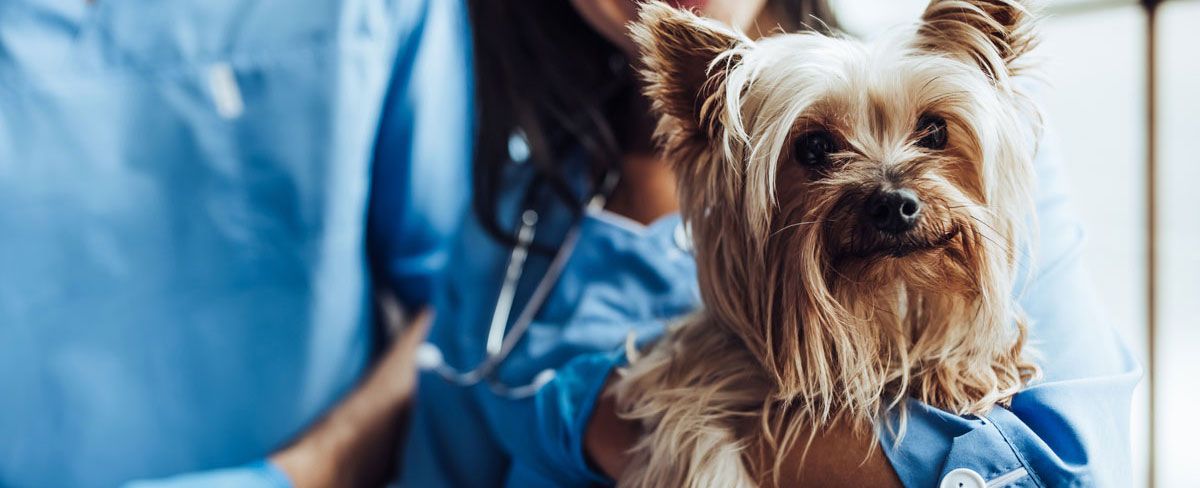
0,0,471,486
401,131,1138,486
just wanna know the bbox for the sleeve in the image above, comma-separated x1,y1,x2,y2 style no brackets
119,461,291,488
880,126,1142,488
122,3,475,487
521,349,629,486
367,0,473,311
482,328,671,487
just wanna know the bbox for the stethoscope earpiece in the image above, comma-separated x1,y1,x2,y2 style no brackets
508,129,531,164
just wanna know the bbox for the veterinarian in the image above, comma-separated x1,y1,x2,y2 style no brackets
401,0,1140,487
0,0,470,486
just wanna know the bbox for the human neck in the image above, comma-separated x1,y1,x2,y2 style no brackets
605,152,680,226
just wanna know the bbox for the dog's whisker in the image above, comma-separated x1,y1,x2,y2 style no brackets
967,215,1032,261
771,219,832,237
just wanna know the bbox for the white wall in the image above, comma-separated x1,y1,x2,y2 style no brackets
1154,3,1200,487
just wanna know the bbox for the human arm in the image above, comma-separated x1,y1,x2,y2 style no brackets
119,0,472,485
271,307,432,488
123,306,432,488
275,0,474,481
586,380,902,488
490,327,900,487
366,0,473,311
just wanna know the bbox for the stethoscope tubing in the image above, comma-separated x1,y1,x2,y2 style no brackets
417,171,619,398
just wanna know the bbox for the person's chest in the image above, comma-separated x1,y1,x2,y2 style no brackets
432,163,703,384
0,0,411,300
0,2,426,486
0,0,407,68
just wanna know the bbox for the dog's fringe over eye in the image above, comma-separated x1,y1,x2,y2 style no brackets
795,131,836,167
915,115,948,150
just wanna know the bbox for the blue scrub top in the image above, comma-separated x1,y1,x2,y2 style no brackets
0,0,471,487
402,136,1139,485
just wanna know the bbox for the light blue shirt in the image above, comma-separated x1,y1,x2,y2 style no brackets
0,1,471,487
402,129,1139,486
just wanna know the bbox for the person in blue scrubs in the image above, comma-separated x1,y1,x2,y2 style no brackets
401,0,1139,487
0,0,471,486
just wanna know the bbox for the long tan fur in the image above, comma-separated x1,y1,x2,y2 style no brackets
614,1,1044,486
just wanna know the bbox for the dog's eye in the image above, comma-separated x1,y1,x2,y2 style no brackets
915,115,948,150
796,131,836,167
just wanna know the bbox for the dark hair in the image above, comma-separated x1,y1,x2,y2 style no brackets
467,0,839,249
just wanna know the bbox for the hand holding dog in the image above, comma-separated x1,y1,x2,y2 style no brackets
273,304,433,488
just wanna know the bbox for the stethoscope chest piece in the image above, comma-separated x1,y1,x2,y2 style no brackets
416,343,444,371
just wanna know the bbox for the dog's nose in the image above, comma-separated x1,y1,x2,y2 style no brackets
865,188,922,234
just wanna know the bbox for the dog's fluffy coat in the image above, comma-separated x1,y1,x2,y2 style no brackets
613,1,1044,486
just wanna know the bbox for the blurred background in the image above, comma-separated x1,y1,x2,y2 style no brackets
833,0,1197,486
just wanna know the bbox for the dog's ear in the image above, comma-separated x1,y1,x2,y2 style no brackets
917,0,1037,82
631,2,747,139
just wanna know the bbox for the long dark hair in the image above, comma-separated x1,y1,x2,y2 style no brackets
467,0,839,248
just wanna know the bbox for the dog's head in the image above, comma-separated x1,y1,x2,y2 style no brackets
634,0,1041,420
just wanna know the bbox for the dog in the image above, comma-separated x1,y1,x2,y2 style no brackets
612,1,1044,486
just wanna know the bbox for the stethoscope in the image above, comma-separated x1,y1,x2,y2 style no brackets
415,130,622,399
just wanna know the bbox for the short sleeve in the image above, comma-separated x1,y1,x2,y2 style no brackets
367,0,473,310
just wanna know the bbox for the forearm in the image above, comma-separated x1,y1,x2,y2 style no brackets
584,375,901,488
272,308,431,488
762,419,902,488
583,376,640,479
271,357,409,487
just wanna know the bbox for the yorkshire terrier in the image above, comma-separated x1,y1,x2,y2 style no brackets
613,1,1044,486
